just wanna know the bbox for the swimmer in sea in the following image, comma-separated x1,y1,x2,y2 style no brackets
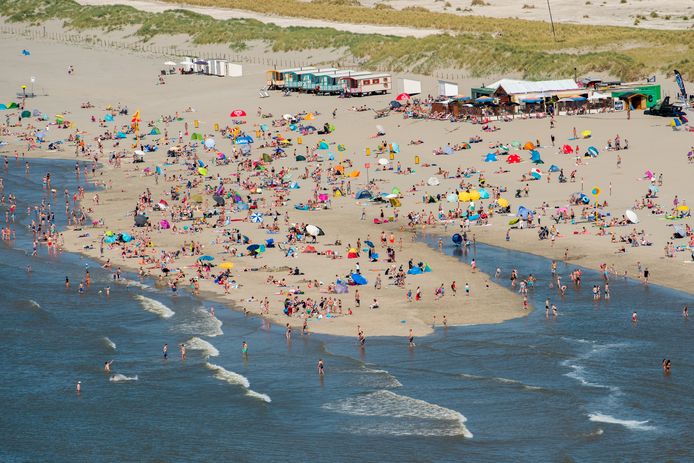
632,311,638,324
242,341,248,356
317,358,325,375
65,276,70,289
163,343,168,359
180,343,186,360
286,323,292,340
210,307,215,318
104,360,113,373
76,381,81,393
684,306,689,320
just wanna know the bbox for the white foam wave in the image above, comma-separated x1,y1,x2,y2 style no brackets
186,337,220,358
28,300,41,309
460,373,544,392
179,308,223,337
246,389,272,403
119,279,150,290
561,361,620,393
205,362,250,388
135,295,174,318
588,413,655,431
322,390,473,438
361,366,403,388
204,363,271,404
102,337,117,350
109,374,138,382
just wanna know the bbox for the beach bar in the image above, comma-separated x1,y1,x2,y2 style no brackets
339,73,391,96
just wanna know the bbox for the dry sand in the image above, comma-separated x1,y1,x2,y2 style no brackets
1,32,692,339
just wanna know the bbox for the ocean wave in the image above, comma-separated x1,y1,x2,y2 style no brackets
118,279,150,290
186,337,220,358
102,337,117,351
561,361,620,393
246,389,272,403
459,373,545,392
109,374,138,382
322,390,473,438
135,295,174,318
28,299,41,309
205,362,250,388
178,308,223,337
360,366,403,388
204,363,271,403
588,413,655,431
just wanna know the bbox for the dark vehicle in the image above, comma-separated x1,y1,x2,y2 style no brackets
644,97,687,117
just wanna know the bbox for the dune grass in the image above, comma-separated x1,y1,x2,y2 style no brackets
1,0,692,79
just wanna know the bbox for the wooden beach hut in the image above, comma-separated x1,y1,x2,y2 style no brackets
293,68,337,91
316,71,371,94
339,73,391,96
266,67,316,90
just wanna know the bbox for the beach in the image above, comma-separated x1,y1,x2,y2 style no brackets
2,18,694,461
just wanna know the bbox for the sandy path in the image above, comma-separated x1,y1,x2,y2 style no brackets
75,0,443,38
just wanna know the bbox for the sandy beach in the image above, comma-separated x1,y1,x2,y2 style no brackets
1,29,692,339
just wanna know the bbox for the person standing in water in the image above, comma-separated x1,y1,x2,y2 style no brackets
285,323,292,340
76,381,81,393
683,305,688,320
408,329,416,347
163,343,168,359
180,343,186,360
632,311,638,324
242,341,248,356
317,359,325,376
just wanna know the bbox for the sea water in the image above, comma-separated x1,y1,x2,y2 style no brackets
1,159,692,462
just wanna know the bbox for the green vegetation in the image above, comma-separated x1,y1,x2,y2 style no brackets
1,0,693,79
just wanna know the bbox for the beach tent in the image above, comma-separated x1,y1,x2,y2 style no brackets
407,266,423,275
427,177,440,186
303,245,317,253
21,110,31,118
213,195,225,206
295,155,306,161
351,273,368,285
134,214,148,227
497,198,509,208
191,132,203,141
507,154,521,164
305,224,325,237
447,193,458,203
389,198,401,207
355,190,373,200
289,182,300,189
390,101,402,109
318,141,329,150
523,141,536,150
392,187,401,195
478,188,490,199
530,150,544,164
549,164,560,172
160,219,170,229
149,127,161,135
625,209,639,224
235,135,253,145
230,109,247,117
517,206,531,219
562,144,573,154
116,131,126,139
347,248,359,258
582,130,592,138
484,153,498,162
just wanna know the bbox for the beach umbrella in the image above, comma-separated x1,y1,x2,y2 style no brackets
531,171,542,180
22,49,30,56
427,176,440,186
625,209,639,224
134,214,148,227
204,138,216,149
446,193,458,203
452,233,463,245
587,146,599,157
378,158,389,166
458,191,471,202
376,124,385,135
305,224,324,237
318,141,329,150
582,130,592,138
21,110,31,118
511,140,521,149
158,199,169,209
219,261,234,269
230,109,247,117
479,188,490,199
235,136,253,145
469,190,481,201
160,220,170,229
562,144,573,154
670,118,683,127
247,244,260,253
212,195,225,206
197,167,208,176
250,212,264,223
121,233,132,243
395,93,410,102
497,197,509,208
677,205,690,212
364,240,375,248
198,255,214,261
649,185,659,193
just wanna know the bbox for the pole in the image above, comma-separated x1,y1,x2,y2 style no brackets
547,0,557,41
